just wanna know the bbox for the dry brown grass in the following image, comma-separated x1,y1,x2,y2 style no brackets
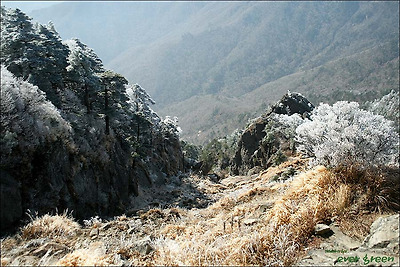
329,164,400,240
146,165,342,266
149,162,395,266
335,165,400,213
336,212,383,241
21,210,81,241
56,242,112,266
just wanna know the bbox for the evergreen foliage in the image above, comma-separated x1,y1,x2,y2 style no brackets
1,8,69,107
0,66,72,163
63,38,104,113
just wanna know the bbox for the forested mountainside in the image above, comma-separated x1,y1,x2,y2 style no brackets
30,1,399,144
0,7,184,233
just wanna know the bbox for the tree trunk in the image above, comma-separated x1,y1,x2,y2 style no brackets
84,84,91,113
136,118,140,144
105,85,110,135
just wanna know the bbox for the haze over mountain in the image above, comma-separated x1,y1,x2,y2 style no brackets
1,1,59,13
29,1,399,144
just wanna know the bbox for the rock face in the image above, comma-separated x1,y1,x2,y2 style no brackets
270,91,315,116
231,92,314,175
1,129,183,234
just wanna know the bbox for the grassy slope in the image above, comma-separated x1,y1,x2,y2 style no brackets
1,158,397,266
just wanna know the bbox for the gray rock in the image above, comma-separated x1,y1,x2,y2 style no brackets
31,242,70,257
135,237,154,255
314,224,333,236
89,228,99,238
258,202,274,213
362,214,399,253
298,215,400,266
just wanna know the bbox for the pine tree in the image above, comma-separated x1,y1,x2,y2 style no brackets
98,70,130,135
1,7,69,107
1,7,37,79
125,83,159,143
64,38,104,113
29,22,69,106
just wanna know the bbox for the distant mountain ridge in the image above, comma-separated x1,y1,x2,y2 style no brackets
28,1,399,144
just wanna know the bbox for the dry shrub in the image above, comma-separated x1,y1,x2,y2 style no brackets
206,195,236,218
239,166,352,266
21,211,81,241
337,212,382,240
335,165,400,213
1,257,11,266
140,208,165,221
161,225,186,240
0,237,18,252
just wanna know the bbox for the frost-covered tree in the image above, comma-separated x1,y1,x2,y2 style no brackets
125,83,160,144
63,38,104,113
162,116,182,136
367,90,399,134
29,22,69,106
1,8,69,107
126,84,159,122
1,7,36,78
0,66,71,160
296,101,399,169
265,113,304,148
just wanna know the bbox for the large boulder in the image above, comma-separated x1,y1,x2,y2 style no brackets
231,92,314,175
361,214,399,254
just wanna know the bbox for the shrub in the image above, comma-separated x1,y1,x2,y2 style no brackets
296,101,399,170
21,210,80,241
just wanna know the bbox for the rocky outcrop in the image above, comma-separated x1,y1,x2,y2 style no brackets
231,92,314,175
298,214,399,266
1,128,183,234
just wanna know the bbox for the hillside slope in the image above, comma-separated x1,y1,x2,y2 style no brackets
161,40,399,144
108,1,398,105
27,2,399,144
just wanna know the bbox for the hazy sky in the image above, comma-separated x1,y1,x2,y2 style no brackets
1,1,62,13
